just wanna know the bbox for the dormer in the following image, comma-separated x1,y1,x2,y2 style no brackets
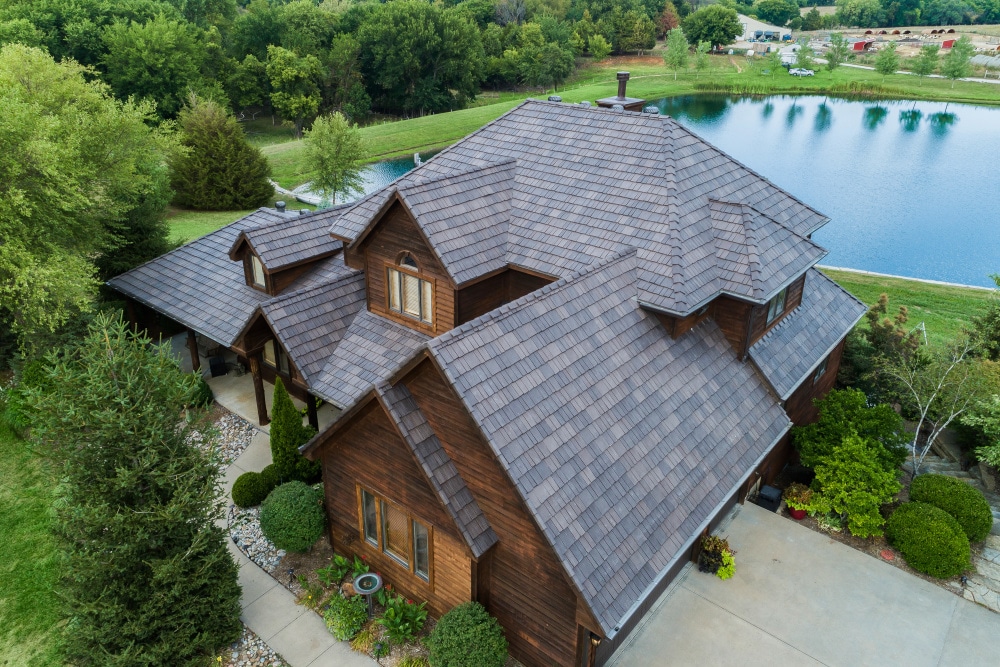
229,208,342,296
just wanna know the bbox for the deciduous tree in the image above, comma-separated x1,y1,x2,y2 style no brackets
694,39,711,77
681,5,741,51
911,44,940,85
874,40,899,82
663,26,689,79
266,44,323,137
27,312,241,665
940,35,974,88
303,111,366,206
826,33,849,72
752,0,799,26
969,275,1000,362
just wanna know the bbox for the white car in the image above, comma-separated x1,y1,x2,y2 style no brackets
789,68,815,77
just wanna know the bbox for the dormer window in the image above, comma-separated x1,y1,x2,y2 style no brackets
251,255,266,290
387,254,433,325
765,287,788,325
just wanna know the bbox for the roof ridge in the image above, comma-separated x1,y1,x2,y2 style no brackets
429,247,637,350
398,157,517,192
260,267,362,309
662,116,688,311
739,204,764,293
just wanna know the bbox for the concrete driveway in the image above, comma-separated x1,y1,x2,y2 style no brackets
611,503,997,666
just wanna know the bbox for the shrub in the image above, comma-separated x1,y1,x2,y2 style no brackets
399,657,430,667
378,596,428,643
350,624,376,653
188,373,213,407
427,602,507,667
259,481,325,552
1,357,53,433
324,594,368,641
231,471,270,508
909,474,993,543
270,378,321,482
317,553,351,588
260,463,280,488
887,502,971,578
716,549,736,580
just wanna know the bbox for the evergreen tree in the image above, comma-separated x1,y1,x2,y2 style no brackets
270,378,321,482
169,94,273,211
27,313,241,666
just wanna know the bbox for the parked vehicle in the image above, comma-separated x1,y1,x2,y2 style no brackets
789,68,815,76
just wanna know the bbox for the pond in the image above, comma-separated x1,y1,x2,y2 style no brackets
649,95,1000,288
293,152,437,206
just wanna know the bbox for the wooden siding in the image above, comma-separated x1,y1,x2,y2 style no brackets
653,303,714,339
271,261,321,294
362,201,456,334
403,359,591,667
784,338,846,426
456,269,553,325
747,273,806,349
713,272,807,358
319,401,472,618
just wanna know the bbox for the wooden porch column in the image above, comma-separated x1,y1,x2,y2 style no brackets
248,354,270,426
306,393,319,431
186,329,201,373
124,298,138,331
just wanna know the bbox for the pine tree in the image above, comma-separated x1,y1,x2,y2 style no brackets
27,313,241,666
169,94,273,210
270,377,321,482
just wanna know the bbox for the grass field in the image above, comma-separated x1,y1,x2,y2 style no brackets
820,268,995,346
167,197,313,245
0,425,62,667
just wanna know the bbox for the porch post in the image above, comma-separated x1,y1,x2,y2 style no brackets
186,329,201,373
248,354,270,426
125,298,138,331
306,393,319,431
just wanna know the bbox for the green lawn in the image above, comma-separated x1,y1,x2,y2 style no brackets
820,268,995,346
167,197,315,245
0,425,62,667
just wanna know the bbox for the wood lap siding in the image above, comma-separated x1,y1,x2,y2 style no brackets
784,339,846,425
456,269,553,325
363,202,456,333
748,273,806,347
319,401,472,617
403,360,585,667
271,261,322,294
713,273,807,358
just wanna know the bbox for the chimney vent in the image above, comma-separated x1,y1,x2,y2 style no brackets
548,95,562,102
276,201,286,213
616,71,630,99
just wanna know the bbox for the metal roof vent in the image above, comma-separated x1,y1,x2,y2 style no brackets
643,105,660,115
548,95,562,102
611,104,625,112
579,101,591,107
298,209,308,216
275,201,286,212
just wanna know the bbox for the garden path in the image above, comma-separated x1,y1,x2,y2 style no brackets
223,431,376,667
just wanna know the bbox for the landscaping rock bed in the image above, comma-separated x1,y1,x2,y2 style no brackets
228,505,285,573
222,625,285,667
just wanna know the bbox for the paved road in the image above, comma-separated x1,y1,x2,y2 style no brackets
611,503,998,666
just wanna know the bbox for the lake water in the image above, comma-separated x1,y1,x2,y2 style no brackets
651,95,1000,288
312,96,999,288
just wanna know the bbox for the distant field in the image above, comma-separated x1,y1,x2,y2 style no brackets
820,267,994,345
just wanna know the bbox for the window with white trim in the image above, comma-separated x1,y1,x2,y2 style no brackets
251,255,266,289
387,255,432,325
359,486,431,582
765,287,789,325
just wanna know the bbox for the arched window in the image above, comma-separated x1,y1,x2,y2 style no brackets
387,254,432,325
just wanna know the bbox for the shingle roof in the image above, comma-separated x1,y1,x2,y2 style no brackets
107,211,281,346
259,270,366,385
231,208,345,271
427,248,792,635
378,383,499,558
330,100,830,314
311,310,430,409
749,269,867,400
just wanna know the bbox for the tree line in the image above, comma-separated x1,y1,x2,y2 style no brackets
726,0,1000,31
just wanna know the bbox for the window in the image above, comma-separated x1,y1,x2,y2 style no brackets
765,287,788,325
813,355,830,384
358,486,432,582
262,339,289,375
251,255,266,289
387,257,433,325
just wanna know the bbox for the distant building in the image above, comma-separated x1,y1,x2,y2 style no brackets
737,14,792,43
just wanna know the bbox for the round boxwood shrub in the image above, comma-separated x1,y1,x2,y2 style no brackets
259,481,325,552
886,502,971,578
323,593,368,640
427,602,507,667
231,471,270,508
909,474,993,543
260,463,280,488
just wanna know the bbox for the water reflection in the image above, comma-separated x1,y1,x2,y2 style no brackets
928,112,957,136
863,106,888,130
785,100,803,127
761,101,774,119
814,102,832,132
899,109,923,132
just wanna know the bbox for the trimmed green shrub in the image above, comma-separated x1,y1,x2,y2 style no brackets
260,463,280,488
259,481,325,552
887,502,971,578
323,594,368,640
910,474,993,543
231,472,269,508
188,374,213,407
427,602,507,667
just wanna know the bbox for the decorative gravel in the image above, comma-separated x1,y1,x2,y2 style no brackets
222,625,286,667
229,505,285,573
189,411,257,467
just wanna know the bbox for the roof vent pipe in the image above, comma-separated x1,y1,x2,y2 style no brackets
298,209,308,215
276,201,286,213
579,101,591,107
643,105,660,115
548,95,562,102
616,71,630,100
612,104,625,112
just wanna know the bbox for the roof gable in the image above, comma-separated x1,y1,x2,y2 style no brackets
229,208,343,271
427,248,791,634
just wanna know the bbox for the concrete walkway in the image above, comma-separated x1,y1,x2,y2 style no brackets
611,503,998,667
222,431,375,667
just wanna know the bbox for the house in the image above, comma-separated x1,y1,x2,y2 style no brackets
736,14,792,43
109,99,865,666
